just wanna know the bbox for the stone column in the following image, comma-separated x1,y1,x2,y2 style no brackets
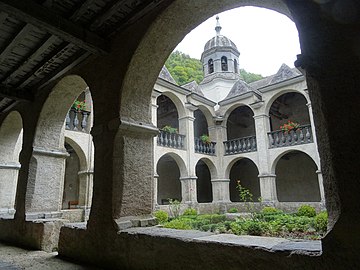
0,162,20,213
112,118,159,219
180,176,197,203
316,170,325,204
25,147,69,217
211,178,230,202
253,113,270,174
258,174,278,203
153,174,159,209
78,170,94,208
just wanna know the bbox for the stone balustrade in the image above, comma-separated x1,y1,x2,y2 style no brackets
65,109,91,133
194,138,216,155
268,124,313,148
224,135,257,155
157,130,185,149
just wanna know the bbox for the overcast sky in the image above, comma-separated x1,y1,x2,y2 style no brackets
175,7,301,77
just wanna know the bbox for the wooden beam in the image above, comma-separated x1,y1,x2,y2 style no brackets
0,86,33,101
0,24,36,66
69,0,99,22
89,0,127,30
32,49,91,90
0,0,109,54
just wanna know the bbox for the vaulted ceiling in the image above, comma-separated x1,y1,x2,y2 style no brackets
0,0,167,115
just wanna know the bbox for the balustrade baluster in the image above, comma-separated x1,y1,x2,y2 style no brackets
275,133,280,146
287,131,292,145
81,111,88,132
305,127,311,142
224,142,229,155
299,128,304,142
73,111,79,131
179,135,184,148
228,141,233,154
66,112,71,130
281,132,286,146
293,129,298,144
252,137,256,150
233,140,238,153
246,138,251,151
268,134,274,148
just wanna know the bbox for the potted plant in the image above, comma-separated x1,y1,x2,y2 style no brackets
280,120,300,133
161,125,178,134
72,100,86,111
200,134,211,145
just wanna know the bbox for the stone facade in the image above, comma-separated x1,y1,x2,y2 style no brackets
0,0,360,269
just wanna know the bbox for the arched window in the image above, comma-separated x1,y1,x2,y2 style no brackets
208,59,214,74
221,56,228,71
234,59,238,73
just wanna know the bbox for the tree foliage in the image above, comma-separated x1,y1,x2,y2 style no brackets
239,69,263,83
165,51,264,85
165,51,204,85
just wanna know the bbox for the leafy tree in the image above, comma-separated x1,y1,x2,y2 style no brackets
239,69,263,83
165,51,264,85
165,51,204,85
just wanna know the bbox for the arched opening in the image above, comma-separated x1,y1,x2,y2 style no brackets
26,75,89,215
194,109,208,138
269,92,310,132
156,154,182,205
275,151,321,202
221,56,228,71
208,58,214,74
0,111,23,217
196,159,212,203
62,143,80,210
157,94,179,132
227,106,255,140
234,59,238,73
229,158,260,202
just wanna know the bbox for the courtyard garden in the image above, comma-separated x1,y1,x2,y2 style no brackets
154,185,328,240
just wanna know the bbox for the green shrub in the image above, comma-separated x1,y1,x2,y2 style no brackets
314,211,328,232
183,208,197,216
297,205,316,217
261,207,281,214
198,214,226,224
163,219,192,230
247,222,263,236
154,210,168,224
230,222,243,235
228,207,238,213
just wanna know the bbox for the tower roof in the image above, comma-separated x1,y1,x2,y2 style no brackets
203,16,239,53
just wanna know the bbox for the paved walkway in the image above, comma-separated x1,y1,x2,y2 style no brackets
0,242,101,270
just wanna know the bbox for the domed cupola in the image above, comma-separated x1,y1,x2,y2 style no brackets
201,16,240,78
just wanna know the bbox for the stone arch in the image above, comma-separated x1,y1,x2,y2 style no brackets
64,137,88,172
195,158,214,203
266,90,310,131
224,104,255,140
34,75,88,149
0,111,23,214
273,150,321,202
194,157,217,179
156,153,186,204
119,1,292,123
157,91,186,119
270,149,319,174
196,105,214,128
26,75,89,214
227,157,260,202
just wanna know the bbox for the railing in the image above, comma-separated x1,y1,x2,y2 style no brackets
157,130,185,149
268,124,313,148
224,135,257,155
194,138,216,155
65,109,91,133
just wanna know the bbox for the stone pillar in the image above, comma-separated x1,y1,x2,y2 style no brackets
179,114,195,152
253,113,271,174
180,176,197,203
112,118,159,219
211,179,230,202
25,147,68,216
78,170,94,208
316,170,325,204
0,162,20,213
153,174,159,208
258,174,278,203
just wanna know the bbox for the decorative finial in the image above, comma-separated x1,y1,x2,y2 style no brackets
215,16,222,36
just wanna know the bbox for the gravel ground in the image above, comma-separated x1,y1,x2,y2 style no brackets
0,242,101,270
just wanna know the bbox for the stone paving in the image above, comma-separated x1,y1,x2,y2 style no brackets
0,242,101,270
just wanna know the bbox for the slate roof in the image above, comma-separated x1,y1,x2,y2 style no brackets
224,79,261,100
181,81,204,96
158,66,177,85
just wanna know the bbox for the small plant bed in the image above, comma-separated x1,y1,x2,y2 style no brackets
154,207,327,241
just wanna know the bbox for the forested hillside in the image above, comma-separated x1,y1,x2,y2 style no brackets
165,51,263,85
